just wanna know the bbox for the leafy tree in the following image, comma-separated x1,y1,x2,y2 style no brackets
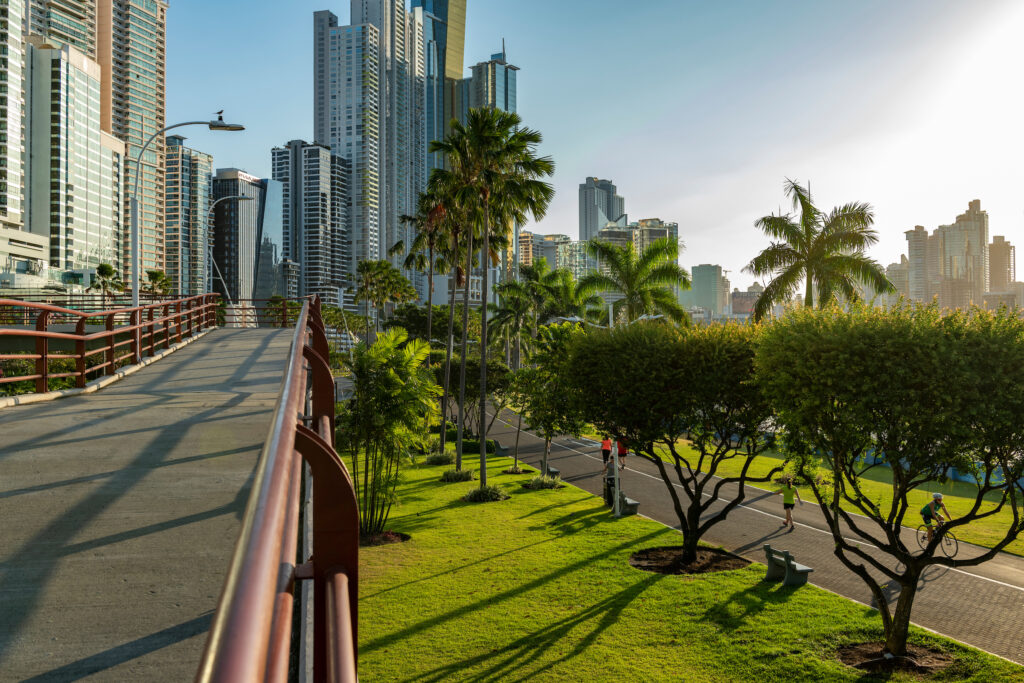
567,322,778,562
353,260,417,339
337,327,440,539
516,323,586,476
489,282,533,369
580,237,691,324
431,107,554,488
745,178,894,321
756,303,1024,656
434,354,510,440
516,257,560,336
87,263,123,308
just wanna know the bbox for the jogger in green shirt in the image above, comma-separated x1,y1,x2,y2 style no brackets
773,476,803,530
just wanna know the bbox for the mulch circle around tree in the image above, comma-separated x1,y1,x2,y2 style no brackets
629,546,750,575
836,642,954,676
360,531,411,547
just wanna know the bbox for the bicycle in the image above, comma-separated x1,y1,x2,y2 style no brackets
916,519,958,558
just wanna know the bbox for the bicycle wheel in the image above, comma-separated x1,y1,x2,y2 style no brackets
916,525,930,551
941,531,958,559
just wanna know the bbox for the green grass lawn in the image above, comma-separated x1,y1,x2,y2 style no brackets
358,455,1023,682
579,427,1024,557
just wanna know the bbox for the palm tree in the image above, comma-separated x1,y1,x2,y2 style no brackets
580,237,691,324
354,260,417,340
745,179,894,321
541,269,602,323
87,263,124,309
142,269,172,300
489,281,533,369
516,257,560,336
430,107,555,488
389,181,449,355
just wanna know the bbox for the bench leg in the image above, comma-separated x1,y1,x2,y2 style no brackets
783,568,811,587
764,561,786,582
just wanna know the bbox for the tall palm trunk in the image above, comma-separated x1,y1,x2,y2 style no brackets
478,198,491,488
456,223,474,471
365,298,371,342
439,270,458,455
804,272,814,308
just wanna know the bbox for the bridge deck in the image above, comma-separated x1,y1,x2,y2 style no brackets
0,328,292,681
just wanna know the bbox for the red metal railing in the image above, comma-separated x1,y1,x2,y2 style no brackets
196,296,359,682
0,295,220,393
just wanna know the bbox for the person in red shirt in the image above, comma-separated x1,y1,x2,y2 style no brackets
600,437,613,474
617,439,629,470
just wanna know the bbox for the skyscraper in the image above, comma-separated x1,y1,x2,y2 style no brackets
0,0,26,236
989,235,1015,293
314,12,382,272
24,37,124,279
165,135,212,296
937,199,989,304
457,45,517,119
212,169,283,304
97,0,168,278
579,177,625,243
271,140,349,307
690,264,730,317
905,225,929,301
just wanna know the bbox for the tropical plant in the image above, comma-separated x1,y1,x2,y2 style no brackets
142,269,172,300
567,321,779,564
353,260,417,339
745,178,894,321
541,268,602,323
489,281,533,369
580,237,690,324
87,263,123,308
336,327,439,539
430,107,554,489
756,302,1024,656
517,257,560,335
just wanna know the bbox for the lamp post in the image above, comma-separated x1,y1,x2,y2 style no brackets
129,116,244,309
206,195,252,305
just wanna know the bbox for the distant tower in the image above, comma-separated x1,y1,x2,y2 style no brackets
579,178,625,243
989,235,1015,293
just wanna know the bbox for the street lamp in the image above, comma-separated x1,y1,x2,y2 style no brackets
206,195,253,306
130,115,245,309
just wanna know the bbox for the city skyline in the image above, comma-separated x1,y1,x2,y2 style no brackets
166,0,1024,289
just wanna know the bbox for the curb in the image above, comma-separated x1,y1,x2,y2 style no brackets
0,327,216,409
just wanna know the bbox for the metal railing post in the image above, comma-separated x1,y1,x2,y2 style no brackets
75,315,87,388
106,313,117,375
34,309,50,393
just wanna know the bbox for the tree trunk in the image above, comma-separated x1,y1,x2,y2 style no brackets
682,502,701,565
805,273,814,308
884,578,918,656
516,332,522,370
478,199,491,489
439,275,458,455
543,437,551,476
514,411,523,469
456,223,475,472
365,298,371,343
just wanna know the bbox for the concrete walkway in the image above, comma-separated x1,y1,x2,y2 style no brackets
0,328,292,681
485,412,1024,665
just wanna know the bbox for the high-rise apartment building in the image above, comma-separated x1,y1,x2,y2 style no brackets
97,0,168,278
517,230,535,267
633,218,678,253
314,12,382,273
936,199,988,304
271,139,349,307
212,169,284,304
579,177,625,244
24,37,123,279
456,45,517,121
557,240,590,281
989,235,1015,293
164,135,211,296
27,0,96,57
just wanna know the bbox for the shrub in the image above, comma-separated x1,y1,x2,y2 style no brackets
440,468,473,483
463,485,510,503
425,452,454,466
523,475,563,490
460,438,496,454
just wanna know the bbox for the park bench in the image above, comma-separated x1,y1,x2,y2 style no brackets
762,544,813,587
492,439,509,458
544,465,560,477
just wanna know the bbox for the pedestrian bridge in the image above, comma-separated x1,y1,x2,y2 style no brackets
0,298,357,681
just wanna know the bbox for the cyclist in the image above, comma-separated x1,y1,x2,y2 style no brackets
921,492,951,543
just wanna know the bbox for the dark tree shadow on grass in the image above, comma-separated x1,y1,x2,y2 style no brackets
700,581,800,632
361,528,668,655
732,527,791,555
408,573,665,683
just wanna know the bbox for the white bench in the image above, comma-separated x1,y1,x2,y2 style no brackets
763,544,813,587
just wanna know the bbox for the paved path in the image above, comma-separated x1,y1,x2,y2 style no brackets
0,328,292,681
485,412,1024,665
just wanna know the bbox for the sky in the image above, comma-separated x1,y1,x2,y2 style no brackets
167,0,1024,289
